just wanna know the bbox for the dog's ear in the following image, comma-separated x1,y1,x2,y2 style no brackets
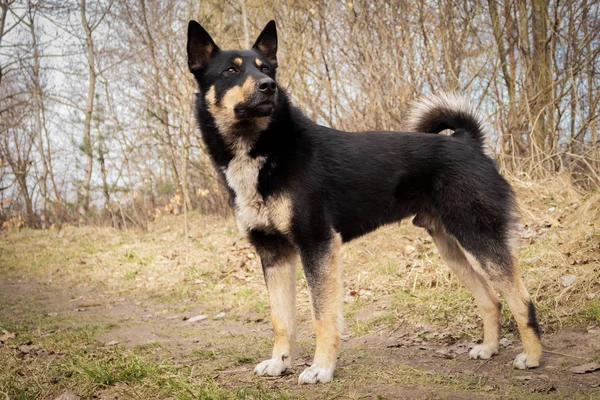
187,20,220,73
252,20,277,69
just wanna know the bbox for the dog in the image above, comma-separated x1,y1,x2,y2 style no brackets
186,20,542,384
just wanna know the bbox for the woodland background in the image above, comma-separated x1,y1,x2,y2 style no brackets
1,2,600,398
1,0,599,229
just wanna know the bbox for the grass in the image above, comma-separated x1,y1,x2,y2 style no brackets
81,356,153,385
0,314,291,399
580,298,600,324
0,174,599,398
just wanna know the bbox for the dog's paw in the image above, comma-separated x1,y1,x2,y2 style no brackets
298,364,334,384
513,352,540,369
469,344,498,360
254,358,291,376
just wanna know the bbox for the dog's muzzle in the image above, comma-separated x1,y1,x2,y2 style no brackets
234,78,278,119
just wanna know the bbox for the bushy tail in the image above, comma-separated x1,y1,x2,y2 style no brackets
406,93,491,156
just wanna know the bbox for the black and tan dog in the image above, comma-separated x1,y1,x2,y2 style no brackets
186,20,542,384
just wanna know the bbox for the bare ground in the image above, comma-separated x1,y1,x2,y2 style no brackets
1,177,599,399
1,273,599,400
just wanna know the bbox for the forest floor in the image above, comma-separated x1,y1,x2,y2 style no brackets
1,175,599,399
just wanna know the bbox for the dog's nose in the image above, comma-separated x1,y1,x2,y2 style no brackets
258,78,277,95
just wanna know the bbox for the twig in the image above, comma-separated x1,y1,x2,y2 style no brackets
474,357,492,372
216,367,251,374
388,319,405,337
542,349,587,360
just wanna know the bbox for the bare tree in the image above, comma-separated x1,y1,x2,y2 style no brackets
25,3,50,228
0,0,16,85
0,0,598,225
77,0,97,224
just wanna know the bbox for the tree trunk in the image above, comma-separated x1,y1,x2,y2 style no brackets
0,0,10,86
1,140,35,227
79,0,96,225
15,169,34,226
98,139,110,211
181,128,191,260
517,0,534,151
488,0,517,152
28,6,49,229
239,0,250,49
140,0,182,197
531,0,552,152
441,0,460,90
583,0,597,149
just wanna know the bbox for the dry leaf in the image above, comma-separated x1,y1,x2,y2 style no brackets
569,362,600,374
0,330,15,342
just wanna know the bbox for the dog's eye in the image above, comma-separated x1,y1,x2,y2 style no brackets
226,67,239,74
261,66,270,74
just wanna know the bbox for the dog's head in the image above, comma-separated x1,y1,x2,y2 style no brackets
187,20,279,135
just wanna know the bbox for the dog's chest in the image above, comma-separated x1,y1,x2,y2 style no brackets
224,153,290,234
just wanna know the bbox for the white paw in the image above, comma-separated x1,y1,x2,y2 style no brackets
253,358,291,376
513,352,540,369
469,344,498,360
298,364,334,384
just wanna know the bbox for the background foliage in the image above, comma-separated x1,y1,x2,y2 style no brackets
1,0,598,229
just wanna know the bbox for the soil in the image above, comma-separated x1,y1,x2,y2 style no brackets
2,275,599,400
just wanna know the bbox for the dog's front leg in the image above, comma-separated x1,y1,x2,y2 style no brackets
298,232,343,384
252,232,298,377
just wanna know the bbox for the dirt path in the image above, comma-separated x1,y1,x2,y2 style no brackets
2,275,599,400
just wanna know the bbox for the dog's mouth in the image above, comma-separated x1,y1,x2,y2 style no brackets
234,99,276,119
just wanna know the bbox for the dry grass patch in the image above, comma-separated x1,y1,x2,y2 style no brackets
0,174,598,398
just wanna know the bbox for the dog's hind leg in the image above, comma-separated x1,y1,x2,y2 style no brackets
298,231,343,384
451,221,542,368
418,212,543,369
487,264,542,369
415,214,501,360
250,231,298,377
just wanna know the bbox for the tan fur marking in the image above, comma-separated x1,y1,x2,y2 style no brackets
205,77,269,138
265,251,298,363
309,233,343,369
221,76,255,109
205,86,217,106
256,58,263,67
429,226,501,350
520,328,542,360
227,156,292,234
233,57,243,66
224,137,292,235
496,277,542,362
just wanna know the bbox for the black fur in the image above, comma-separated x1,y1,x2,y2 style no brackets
187,19,542,377
249,230,293,271
528,300,542,338
187,22,517,272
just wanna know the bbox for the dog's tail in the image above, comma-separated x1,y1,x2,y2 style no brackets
406,93,491,156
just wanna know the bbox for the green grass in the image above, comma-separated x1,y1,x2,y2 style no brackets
192,348,219,359
1,209,599,399
0,318,292,399
580,298,600,324
81,356,153,385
